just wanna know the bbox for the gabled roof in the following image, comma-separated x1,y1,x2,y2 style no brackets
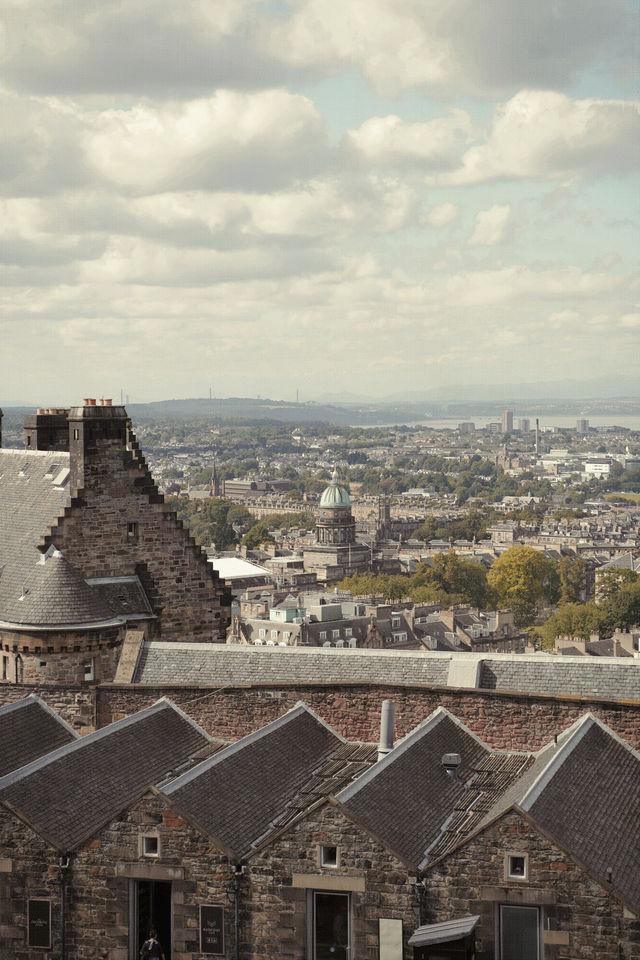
335,708,490,867
0,698,215,851
162,703,352,860
0,695,78,777
435,714,640,912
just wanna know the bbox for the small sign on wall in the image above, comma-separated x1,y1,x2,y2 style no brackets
200,904,224,955
379,917,403,960
28,899,51,948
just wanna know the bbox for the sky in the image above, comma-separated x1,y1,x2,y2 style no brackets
1,0,639,405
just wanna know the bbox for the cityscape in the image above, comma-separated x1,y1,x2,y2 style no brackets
1,0,639,958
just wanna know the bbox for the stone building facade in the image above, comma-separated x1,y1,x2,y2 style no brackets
0,400,231,703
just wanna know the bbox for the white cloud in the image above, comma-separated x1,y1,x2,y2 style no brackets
447,91,640,184
83,91,329,192
468,204,511,246
270,0,631,97
425,202,459,227
343,111,473,169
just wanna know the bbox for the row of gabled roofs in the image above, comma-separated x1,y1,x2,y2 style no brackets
1,693,639,913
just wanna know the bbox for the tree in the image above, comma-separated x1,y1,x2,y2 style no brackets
558,556,585,604
487,546,560,627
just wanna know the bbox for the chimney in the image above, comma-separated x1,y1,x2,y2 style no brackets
67,398,129,493
442,753,461,779
23,408,71,451
378,699,395,761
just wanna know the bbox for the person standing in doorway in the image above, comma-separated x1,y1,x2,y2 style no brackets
140,927,165,960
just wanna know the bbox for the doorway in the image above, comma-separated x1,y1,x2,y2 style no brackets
135,880,172,960
313,891,350,960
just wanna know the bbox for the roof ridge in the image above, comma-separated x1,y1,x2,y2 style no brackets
519,713,596,812
0,699,177,792
164,702,342,794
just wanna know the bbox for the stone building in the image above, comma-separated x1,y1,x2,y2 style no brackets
0,695,638,960
303,471,371,582
0,400,231,698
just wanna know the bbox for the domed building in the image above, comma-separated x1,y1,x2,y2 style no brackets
303,470,371,582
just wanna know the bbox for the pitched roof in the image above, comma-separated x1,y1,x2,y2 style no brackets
523,716,640,910
163,703,353,859
0,699,215,851
439,715,640,912
0,695,78,778
335,709,490,867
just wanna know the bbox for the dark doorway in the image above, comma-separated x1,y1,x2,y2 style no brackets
313,891,349,960
137,880,172,960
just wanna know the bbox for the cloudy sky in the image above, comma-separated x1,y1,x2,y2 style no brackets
1,0,638,404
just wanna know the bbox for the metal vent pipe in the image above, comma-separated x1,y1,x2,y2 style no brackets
378,699,395,761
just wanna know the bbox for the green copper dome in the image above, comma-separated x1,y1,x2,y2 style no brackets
319,469,351,508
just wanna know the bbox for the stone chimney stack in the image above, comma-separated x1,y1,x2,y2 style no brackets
68,398,129,493
23,408,70,451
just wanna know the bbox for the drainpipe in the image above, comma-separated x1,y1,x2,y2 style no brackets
231,864,246,960
58,855,70,960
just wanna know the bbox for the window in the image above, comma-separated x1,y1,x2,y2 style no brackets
499,905,539,960
319,631,327,640
141,834,159,858
258,628,266,638
506,853,528,880
83,659,94,681
332,629,340,639
320,845,338,868
344,628,352,637
283,631,291,641
2,656,8,681
271,630,278,639
73,429,80,440
127,521,139,541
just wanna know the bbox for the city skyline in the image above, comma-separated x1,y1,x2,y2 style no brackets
2,0,638,403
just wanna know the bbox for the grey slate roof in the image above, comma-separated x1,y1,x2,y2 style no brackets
0,695,78,778
335,709,491,867
478,657,640,700
163,703,352,859
137,643,451,687
524,716,640,911
438,715,640,912
0,450,71,623
134,644,640,702
0,449,153,628
0,699,215,851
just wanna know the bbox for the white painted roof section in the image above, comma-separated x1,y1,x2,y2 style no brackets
447,654,482,688
208,557,271,579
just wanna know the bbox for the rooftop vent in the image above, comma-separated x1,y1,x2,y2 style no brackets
441,753,461,779
378,699,395,762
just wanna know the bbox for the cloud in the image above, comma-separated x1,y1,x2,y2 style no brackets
83,90,329,192
447,91,640,184
0,0,286,97
468,204,511,246
343,111,473,169
425,202,458,227
270,0,631,97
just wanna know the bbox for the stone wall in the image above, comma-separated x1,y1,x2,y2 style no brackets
247,801,419,960
44,430,230,642
427,810,640,959
0,628,121,686
99,683,640,752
